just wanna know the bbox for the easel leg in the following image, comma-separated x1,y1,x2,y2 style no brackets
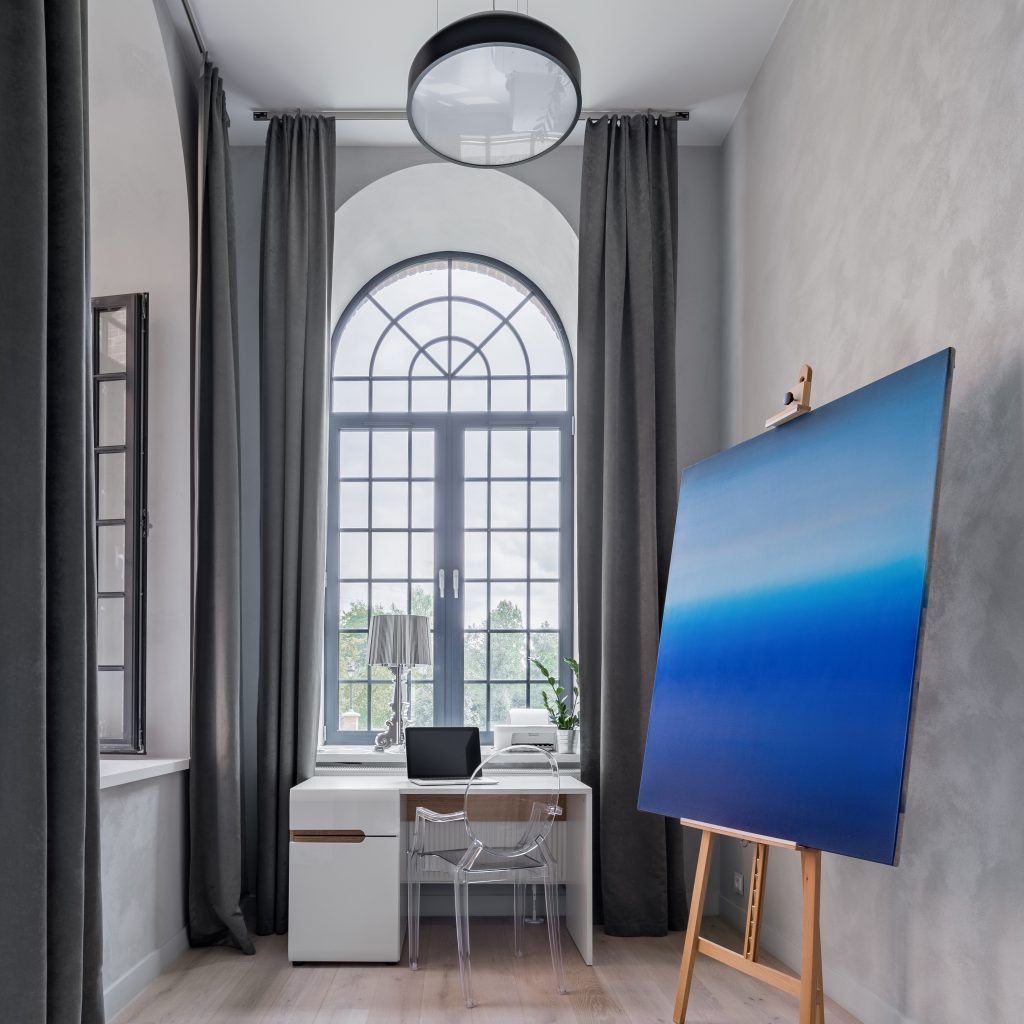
673,829,715,1024
814,904,825,1024
743,843,769,961
799,849,822,1024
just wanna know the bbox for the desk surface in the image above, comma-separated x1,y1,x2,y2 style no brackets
295,775,591,796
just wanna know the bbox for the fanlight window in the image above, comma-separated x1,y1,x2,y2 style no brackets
332,256,569,415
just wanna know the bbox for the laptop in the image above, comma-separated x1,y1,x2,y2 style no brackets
405,727,498,786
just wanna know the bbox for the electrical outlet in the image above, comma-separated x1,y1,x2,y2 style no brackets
733,871,744,896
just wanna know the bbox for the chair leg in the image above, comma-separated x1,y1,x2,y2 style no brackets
513,881,526,957
407,854,421,970
454,875,475,1008
543,874,567,995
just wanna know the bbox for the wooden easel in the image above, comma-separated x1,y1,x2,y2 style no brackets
673,824,824,1024
675,365,824,1023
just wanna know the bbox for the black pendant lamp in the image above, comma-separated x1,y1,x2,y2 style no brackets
407,11,582,168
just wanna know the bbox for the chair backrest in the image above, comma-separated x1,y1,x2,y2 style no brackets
463,744,561,857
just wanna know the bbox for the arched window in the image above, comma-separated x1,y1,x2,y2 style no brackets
326,253,573,744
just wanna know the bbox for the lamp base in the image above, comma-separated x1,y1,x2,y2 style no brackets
373,666,408,752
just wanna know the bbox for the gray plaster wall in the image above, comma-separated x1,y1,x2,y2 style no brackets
230,142,724,901
720,2,1024,1021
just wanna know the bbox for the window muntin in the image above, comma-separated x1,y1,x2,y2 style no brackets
326,255,572,744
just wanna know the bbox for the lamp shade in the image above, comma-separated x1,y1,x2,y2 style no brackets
407,11,582,168
367,613,432,668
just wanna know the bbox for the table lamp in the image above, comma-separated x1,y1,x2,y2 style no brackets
367,612,431,751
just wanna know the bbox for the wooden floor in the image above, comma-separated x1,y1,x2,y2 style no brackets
112,917,862,1024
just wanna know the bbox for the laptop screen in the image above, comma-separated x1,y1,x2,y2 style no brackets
405,727,482,780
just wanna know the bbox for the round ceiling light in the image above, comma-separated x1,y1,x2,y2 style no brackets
407,11,582,168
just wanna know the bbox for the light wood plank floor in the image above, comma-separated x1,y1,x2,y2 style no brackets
112,917,862,1024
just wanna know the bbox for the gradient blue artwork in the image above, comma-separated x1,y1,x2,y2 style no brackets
638,350,953,864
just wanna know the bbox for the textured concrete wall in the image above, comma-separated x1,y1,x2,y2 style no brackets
721,2,1024,1022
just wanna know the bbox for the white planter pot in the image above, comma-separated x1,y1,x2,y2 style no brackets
556,729,576,754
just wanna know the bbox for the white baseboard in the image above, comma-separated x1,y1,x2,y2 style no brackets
718,892,917,1024
104,926,189,1022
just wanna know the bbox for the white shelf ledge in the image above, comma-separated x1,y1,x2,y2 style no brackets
99,756,189,790
317,745,580,767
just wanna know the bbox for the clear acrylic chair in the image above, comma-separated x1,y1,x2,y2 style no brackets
407,744,567,1008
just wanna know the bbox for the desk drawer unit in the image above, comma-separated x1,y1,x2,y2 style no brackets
288,789,402,963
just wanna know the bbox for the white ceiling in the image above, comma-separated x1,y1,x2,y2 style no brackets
186,0,794,147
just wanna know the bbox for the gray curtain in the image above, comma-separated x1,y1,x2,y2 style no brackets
257,115,336,934
0,0,105,1019
577,115,687,936
189,64,255,955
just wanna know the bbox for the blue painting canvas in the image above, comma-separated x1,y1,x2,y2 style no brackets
638,349,953,864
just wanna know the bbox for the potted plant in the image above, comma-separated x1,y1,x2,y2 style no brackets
532,656,580,753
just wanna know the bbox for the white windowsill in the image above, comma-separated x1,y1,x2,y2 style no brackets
316,745,580,767
99,756,190,790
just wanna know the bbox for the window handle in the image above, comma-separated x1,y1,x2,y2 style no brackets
453,569,460,599
438,569,445,599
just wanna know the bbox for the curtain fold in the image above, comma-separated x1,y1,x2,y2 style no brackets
189,64,255,955
577,114,687,936
256,114,336,935
0,0,106,1019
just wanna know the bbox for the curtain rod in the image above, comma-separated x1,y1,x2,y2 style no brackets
252,108,690,123
180,0,208,58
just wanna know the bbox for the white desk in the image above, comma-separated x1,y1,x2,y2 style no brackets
289,775,593,966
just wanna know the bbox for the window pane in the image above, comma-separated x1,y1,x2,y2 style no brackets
465,482,488,528
371,581,408,615
411,343,446,376
530,532,559,579
531,431,560,477
411,431,434,476
464,432,488,477
480,327,526,375
531,379,567,412
339,482,368,528
374,260,448,316
370,684,393,729
451,299,501,344
333,380,369,413
97,670,124,738
98,379,126,446
411,379,448,412
372,380,408,412
463,582,487,630
452,262,528,316
530,481,559,528
464,683,487,728
530,582,559,629
397,298,448,343
491,531,527,579
372,531,408,578
372,431,409,477
490,682,528,725
339,431,369,477
514,299,567,375
408,683,434,726
491,431,527,477
98,309,128,372
491,378,528,412
97,596,124,665
334,298,388,376
97,524,125,592
490,633,527,681
451,378,487,412
373,327,419,376
464,632,487,680
371,481,408,529
338,631,368,678
338,681,368,731
410,532,433,578
339,531,368,578
411,583,434,626
339,583,368,628
529,632,559,679
97,453,125,520
490,582,526,629
410,481,434,528
464,531,487,578
491,482,527,528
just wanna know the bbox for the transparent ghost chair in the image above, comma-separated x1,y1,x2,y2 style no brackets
407,744,566,1008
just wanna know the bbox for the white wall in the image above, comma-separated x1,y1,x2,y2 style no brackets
721,1,1024,1022
89,0,198,1015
